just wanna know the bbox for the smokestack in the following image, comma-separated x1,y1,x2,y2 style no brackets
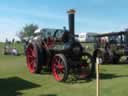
67,9,76,36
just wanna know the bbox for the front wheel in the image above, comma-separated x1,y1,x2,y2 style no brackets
80,53,95,78
52,54,69,82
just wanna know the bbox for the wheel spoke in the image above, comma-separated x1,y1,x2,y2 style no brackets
32,50,36,57
28,55,34,59
29,48,33,52
30,60,35,65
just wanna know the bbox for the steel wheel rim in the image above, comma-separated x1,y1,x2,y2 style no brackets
26,44,37,73
52,56,65,81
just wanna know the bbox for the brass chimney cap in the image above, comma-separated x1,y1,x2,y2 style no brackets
67,9,76,14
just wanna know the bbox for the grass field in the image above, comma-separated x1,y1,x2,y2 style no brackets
0,42,128,96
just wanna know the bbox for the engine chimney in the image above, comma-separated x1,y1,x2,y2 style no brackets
67,9,76,36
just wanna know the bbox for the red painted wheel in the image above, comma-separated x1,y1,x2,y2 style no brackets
52,54,68,82
26,42,44,73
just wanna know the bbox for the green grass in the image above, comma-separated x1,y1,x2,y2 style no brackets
0,42,128,96
0,55,128,96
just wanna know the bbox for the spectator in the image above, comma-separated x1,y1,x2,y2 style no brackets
11,48,18,56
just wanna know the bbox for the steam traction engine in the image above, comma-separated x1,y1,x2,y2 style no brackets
26,9,95,82
93,31,128,64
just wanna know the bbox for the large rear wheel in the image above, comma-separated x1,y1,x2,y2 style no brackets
26,42,45,73
52,54,69,82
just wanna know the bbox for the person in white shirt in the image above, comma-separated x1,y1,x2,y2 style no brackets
11,48,18,56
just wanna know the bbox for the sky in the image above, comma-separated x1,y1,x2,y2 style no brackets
0,0,128,42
